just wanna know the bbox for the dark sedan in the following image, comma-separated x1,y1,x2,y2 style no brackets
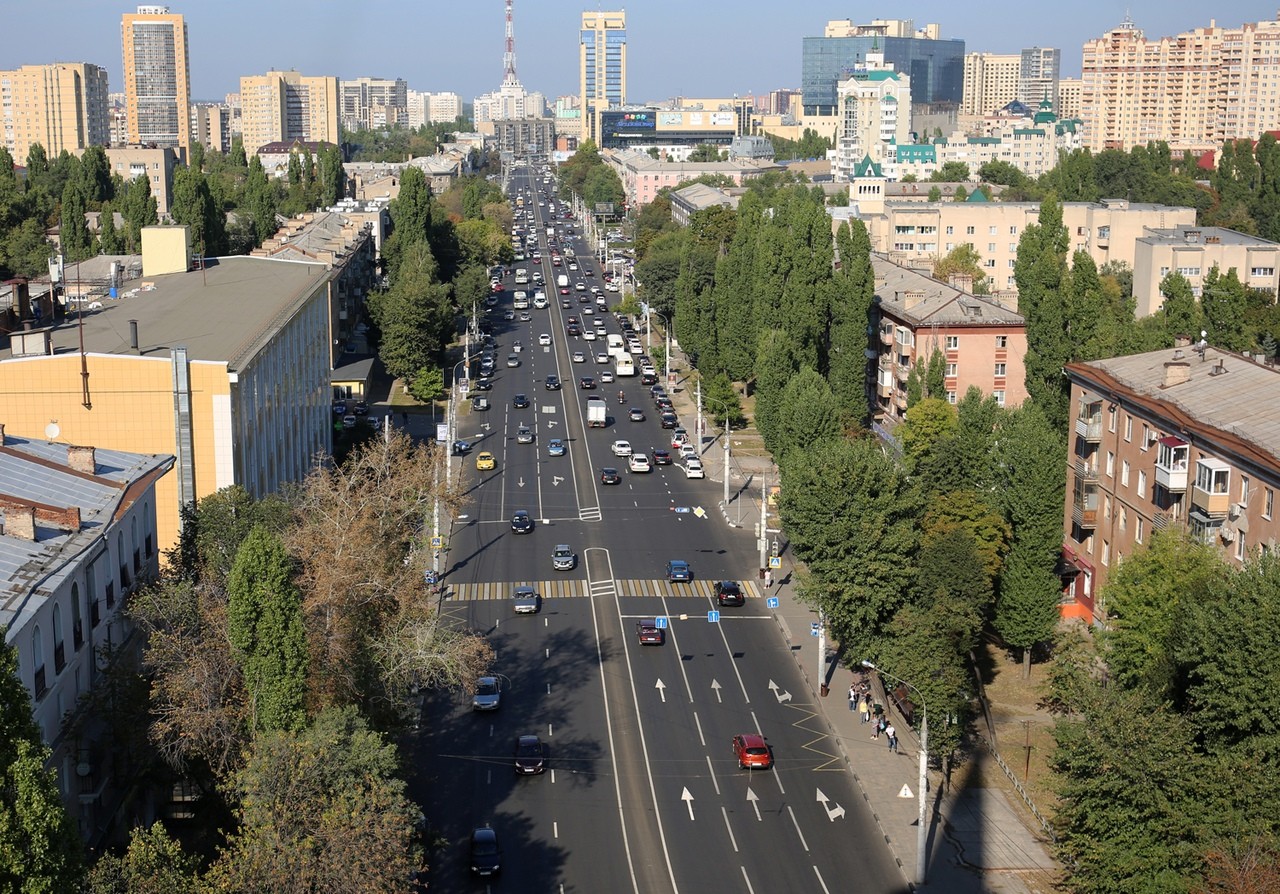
600,467,621,485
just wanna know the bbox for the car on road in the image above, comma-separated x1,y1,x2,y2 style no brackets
353,400,368,416
552,543,576,571
579,376,596,390
732,733,773,770
684,458,705,479
672,428,689,448
516,425,534,444
538,333,552,346
573,351,586,363
660,413,678,429
514,735,548,775
651,448,672,465
506,354,520,367
547,438,566,457
679,443,698,461
471,397,490,412
600,467,621,485
469,378,492,392
666,560,692,582
472,676,501,711
595,352,610,364
475,451,496,470
503,310,515,321
342,414,358,428
512,393,530,409
636,619,665,645
545,374,561,390
512,586,540,614
600,370,615,383
451,439,471,456
519,311,531,322
469,826,501,876
510,510,534,534
628,454,651,473
611,440,632,457
629,407,645,422
715,581,744,606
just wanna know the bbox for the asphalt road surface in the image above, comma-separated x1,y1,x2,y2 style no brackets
410,165,908,894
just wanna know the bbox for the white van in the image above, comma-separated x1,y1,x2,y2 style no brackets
606,334,626,359
533,291,548,309
513,291,529,310
557,274,569,288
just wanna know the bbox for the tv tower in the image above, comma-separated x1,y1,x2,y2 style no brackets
502,0,519,87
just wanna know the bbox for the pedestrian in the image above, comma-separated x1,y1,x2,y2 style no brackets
886,724,897,753
872,716,883,740
764,570,773,589
848,684,857,712
857,697,869,723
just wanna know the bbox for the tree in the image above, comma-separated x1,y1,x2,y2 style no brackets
406,365,444,403
932,244,987,293
930,161,970,182
753,328,800,452
921,489,1010,587
243,155,278,246
0,635,84,893
230,137,248,168
773,368,842,459
953,186,968,202
227,527,309,733
204,706,422,894
369,241,452,386
687,143,722,162
2,219,54,278
703,372,745,429
85,822,198,894
1014,194,1071,428
60,179,93,261
118,174,158,253
1200,265,1251,351
1159,271,1202,341
828,219,874,426
927,185,942,202
169,166,226,256
97,201,125,254
899,396,956,478
978,159,1032,189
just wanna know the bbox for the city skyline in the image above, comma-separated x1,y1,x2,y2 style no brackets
2,1,1267,109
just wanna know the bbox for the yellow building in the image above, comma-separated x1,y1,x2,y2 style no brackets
580,10,627,143
961,53,1020,117
1132,226,1280,317
0,63,109,161
239,70,340,154
121,5,191,150
0,244,338,558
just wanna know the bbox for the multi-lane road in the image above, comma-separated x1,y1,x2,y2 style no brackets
410,166,908,893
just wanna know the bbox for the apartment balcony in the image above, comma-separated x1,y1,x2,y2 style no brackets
1191,485,1231,517
1155,437,1189,491
1071,497,1099,529
1074,416,1103,442
895,363,911,383
880,328,895,346
877,380,894,398
1191,457,1231,516
1073,458,1100,482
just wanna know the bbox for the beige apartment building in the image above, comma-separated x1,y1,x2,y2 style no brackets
580,10,627,142
1057,78,1083,120
99,145,182,215
190,102,231,153
1132,226,1280,317
1081,14,1280,152
1061,345,1280,624
873,257,1028,419
239,70,340,154
962,53,1020,117
406,90,463,127
340,77,407,131
1,63,110,161
858,197,1197,293
121,5,190,150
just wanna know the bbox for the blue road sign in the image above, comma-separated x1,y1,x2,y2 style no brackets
674,506,691,514
654,616,669,629
767,596,780,609
707,610,721,623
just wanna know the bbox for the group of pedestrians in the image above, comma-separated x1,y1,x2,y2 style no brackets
848,678,899,754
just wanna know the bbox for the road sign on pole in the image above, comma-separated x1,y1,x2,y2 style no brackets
431,536,443,549
769,556,782,569
767,596,780,609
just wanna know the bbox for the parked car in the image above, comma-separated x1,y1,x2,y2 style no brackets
684,458,705,479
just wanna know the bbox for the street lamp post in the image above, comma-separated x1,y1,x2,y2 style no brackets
434,357,469,582
646,308,673,391
861,660,929,886
697,386,734,510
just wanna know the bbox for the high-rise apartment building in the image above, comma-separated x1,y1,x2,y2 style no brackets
1057,77,1083,120
406,91,464,127
1018,47,1060,109
340,77,407,131
121,5,190,150
580,10,627,143
239,71,340,153
1,63,110,161
1081,13,1280,152
802,18,963,115
961,53,1020,116
190,102,231,153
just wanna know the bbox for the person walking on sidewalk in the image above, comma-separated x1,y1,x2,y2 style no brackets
857,696,869,723
886,724,898,753
848,684,857,712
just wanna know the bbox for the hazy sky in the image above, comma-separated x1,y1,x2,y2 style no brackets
5,2,1269,102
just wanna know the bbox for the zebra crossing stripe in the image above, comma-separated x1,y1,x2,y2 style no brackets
445,579,764,601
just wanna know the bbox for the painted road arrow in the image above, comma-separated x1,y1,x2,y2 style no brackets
681,787,695,820
552,475,564,486
710,679,722,703
655,679,667,703
767,680,792,703
815,788,846,821
518,477,525,487
746,787,762,821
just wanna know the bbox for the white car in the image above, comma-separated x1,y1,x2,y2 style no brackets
628,454,652,473
679,443,698,460
596,352,610,364
600,370,615,383
581,329,597,341
573,351,586,363
611,440,633,457
538,333,552,346
684,458,705,479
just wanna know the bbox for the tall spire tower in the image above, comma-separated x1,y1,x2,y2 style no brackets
502,0,519,87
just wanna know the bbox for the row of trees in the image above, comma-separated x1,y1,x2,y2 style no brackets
555,141,625,212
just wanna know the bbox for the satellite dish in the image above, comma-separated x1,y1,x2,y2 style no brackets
45,423,60,441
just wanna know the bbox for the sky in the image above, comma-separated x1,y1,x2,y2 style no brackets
3,1,1271,103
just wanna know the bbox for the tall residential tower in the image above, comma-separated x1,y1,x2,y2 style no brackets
580,10,627,143
121,5,190,149
1,63,110,161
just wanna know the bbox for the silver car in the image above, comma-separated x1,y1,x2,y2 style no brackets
472,676,501,711
513,586,541,614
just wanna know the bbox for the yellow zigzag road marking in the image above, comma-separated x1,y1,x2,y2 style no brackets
785,702,845,771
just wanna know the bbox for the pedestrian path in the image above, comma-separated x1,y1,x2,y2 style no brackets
445,578,763,601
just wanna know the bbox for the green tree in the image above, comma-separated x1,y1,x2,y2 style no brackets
1200,265,1250,351
77,145,113,204
316,144,346,207
0,634,84,893
1014,194,1071,428
227,527,309,732
927,185,942,202
709,191,763,381
921,488,1010,587
243,155,278,246
85,822,198,894
687,143,723,162
1,219,54,278
118,174,158,253
932,243,987,293
60,179,93,261
899,396,957,478
703,372,745,429
953,185,967,202
370,241,453,384
230,137,248,168
383,166,434,276
773,367,842,459
169,165,226,256
407,366,445,403
828,219,873,426
97,202,125,254
634,230,683,317
930,161,970,182
753,329,799,451
978,159,1032,189
1159,271,1202,341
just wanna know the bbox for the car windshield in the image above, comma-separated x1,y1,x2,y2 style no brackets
472,837,498,856
517,739,541,757
476,680,498,696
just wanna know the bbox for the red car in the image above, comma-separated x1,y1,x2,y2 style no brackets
636,619,664,645
732,734,773,770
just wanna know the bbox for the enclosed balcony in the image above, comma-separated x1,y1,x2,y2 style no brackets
1072,478,1099,529
1073,456,1099,482
1154,436,1189,492
1191,457,1231,517
1074,399,1103,442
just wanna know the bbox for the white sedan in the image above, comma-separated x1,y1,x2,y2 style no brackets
538,333,552,347
684,458,705,479
628,454,652,473
611,440,633,457
573,351,586,363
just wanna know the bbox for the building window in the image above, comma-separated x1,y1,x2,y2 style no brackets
946,362,957,376
52,604,65,675
1250,266,1274,277
945,225,954,235
1124,416,1133,442
1265,487,1274,520
1104,495,1112,519
70,583,84,651
32,627,46,699
1241,475,1251,504
993,389,1006,407
1102,540,1110,566
945,336,959,349
989,226,998,235
1236,530,1247,560
1136,517,1145,544
966,225,975,235
1141,424,1150,450
994,362,1006,377
1137,470,1147,498
1106,451,1115,477
995,335,1007,349
1119,506,1128,532
1121,460,1130,487
947,390,958,404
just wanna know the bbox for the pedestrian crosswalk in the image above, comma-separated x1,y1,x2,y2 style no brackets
445,578,764,602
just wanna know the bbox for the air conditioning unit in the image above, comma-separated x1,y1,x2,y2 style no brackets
1220,526,1236,543
1230,502,1246,520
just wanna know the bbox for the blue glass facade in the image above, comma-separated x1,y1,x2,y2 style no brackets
801,36,965,114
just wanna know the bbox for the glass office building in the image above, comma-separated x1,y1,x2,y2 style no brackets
802,35,965,115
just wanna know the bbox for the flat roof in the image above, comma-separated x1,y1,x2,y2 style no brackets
1137,226,1280,248
1,256,330,371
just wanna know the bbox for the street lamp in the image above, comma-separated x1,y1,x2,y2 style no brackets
861,660,929,886
434,356,470,582
645,307,673,391
698,387,734,511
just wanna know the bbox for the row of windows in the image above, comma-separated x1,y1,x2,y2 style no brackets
943,224,1020,236
944,334,1009,349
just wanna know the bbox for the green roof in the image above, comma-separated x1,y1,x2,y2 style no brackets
965,189,990,203
1013,128,1046,137
852,155,883,178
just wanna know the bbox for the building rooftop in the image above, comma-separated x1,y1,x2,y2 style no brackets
670,183,739,213
0,433,174,633
873,254,1024,327
1136,226,1280,249
1,255,330,371
1070,347,1280,468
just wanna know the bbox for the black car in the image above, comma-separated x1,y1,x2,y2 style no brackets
353,400,369,416
513,393,530,409
600,467,621,485
650,384,666,397
652,448,672,465
511,510,534,534
545,375,561,390
579,376,596,390
660,413,678,429
514,734,547,775
715,581,745,606
469,826,501,876
470,378,492,392
641,372,658,385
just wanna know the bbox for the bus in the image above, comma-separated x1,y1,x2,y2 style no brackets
606,334,626,360
615,355,636,377
514,268,529,285
513,291,529,310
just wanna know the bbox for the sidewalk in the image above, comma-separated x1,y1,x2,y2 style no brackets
664,370,1058,893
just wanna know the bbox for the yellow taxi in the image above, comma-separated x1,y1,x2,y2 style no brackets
475,451,496,471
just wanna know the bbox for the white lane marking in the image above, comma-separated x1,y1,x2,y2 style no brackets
681,787,695,820
812,865,831,894
705,754,720,796
740,866,756,894
655,679,667,703
710,680,723,703
553,821,559,839
693,711,706,748
787,804,809,852
656,591,695,703
752,709,786,795
721,806,739,853
746,787,761,821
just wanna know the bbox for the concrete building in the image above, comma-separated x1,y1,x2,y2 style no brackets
669,182,740,226
97,145,182,215
605,149,779,208
961,53,1020,117
857,196,1196,293
239,71,340,154
802,18,964,115
488,118,556,157
1018,47,1060,109
189,102,231,154
1057,78,1083,120
1132,225,1280,317
1081,13,1280,152
256,139,336,179
473,85,545,124
872,256,1028,419
580,10,627,143
0,244,355,558
406,90,462,127
0,431,173,842
1,63,110,161
121,5,190,150
594,99,752,154
1061,344,1280,622
340,77,407,131
833,54,912,180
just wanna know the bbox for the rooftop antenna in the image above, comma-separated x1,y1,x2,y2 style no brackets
502,0,519,87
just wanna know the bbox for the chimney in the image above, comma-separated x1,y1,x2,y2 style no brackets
2,505,36,541
904,290,926,310
948,272,974,293
68,445,97,474
1173,334,1192,348
1162,361,1191,388
129,319,140,353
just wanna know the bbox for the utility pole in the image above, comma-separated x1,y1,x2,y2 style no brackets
758,469,768,576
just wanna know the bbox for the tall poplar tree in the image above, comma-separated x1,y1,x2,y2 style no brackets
1014,194,1071,428
828,219,874,427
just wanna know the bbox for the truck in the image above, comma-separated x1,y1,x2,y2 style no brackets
586,396,607,428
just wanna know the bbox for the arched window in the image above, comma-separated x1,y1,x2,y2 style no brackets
32,625,47,697
52,604,65,673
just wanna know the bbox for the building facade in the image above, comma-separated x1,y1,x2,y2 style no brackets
802,18,964,115
239,71,340,154
340,77,408,131
406,90,463,127
0,432,172,842
580,10,627,143
189,102,231,153
1056,78,1083,120
1018,47,1061,109
1,63,110,161
961,53,1020,117
833,56,912,179
1061,345,1280,622
605,149,778,208
98,145,182,215
1132,225,1280,317
121,5,190,150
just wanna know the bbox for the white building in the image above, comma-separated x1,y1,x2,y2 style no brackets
407,90,463,127
833,53,912,182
